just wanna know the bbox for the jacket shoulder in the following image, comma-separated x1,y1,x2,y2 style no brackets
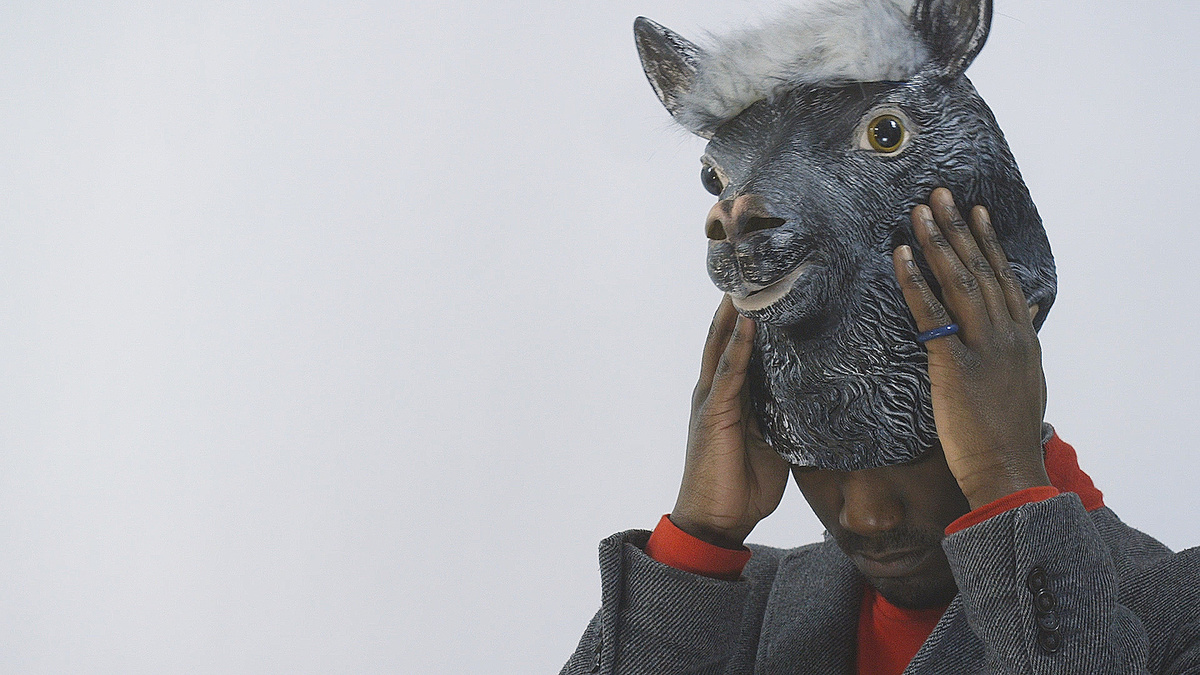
1090,506,1200,673
1089,506,1174,576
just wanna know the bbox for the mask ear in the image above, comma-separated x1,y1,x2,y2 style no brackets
911,0,992,79
633,17,710,137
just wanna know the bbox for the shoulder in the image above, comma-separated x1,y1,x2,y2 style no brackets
1087,506,1175,577
1089,506,1200,671
1088,503,1200,592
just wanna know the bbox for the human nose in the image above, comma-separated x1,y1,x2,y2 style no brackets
838,471,904,537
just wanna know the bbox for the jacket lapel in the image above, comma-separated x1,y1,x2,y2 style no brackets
754,540,987,674
903,596,985,674
756,540,862,674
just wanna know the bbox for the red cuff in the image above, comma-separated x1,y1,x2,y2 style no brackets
1043,432,1105,511
644,515,751,581
945,486,1061,535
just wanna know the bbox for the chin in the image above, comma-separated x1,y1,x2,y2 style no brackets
869,573,959,610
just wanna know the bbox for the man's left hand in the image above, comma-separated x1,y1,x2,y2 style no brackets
893,188,1051,510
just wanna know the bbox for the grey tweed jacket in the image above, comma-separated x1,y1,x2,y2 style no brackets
562,493,1200,674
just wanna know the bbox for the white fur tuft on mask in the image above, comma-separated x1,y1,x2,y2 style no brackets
676,0,929,133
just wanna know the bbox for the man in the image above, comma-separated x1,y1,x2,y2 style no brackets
561,191,1200,674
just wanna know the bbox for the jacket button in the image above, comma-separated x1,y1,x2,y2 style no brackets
1026,566,1048,593
1038,629,1061,654
1034,588,1057,613
1036,610,1060,631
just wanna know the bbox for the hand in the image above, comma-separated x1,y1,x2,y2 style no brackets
893,188,1051,510
671,295,791,549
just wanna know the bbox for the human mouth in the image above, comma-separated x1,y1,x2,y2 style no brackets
851,548,935,578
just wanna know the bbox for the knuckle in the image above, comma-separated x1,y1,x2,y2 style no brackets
982,230,1005,253
954,269,980,293
710,357,729,379
928,229,952,249
714,354,735,378
1000,329,1041,358
694,404,718,424
922,292,948,318
695,403,737,431
952,344,979,366
692,398,716,422
968,255,994,277
996,327,1021,348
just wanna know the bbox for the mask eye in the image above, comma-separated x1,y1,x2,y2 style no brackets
867,114,906,153
701,165,724,196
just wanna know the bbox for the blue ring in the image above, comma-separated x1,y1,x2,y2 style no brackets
916,323,959,343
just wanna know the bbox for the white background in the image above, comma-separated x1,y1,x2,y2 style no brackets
2,1,1197,673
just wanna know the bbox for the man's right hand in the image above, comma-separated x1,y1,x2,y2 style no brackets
670,295,791,550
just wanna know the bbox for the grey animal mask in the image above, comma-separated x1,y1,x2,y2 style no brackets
635,0,1055,470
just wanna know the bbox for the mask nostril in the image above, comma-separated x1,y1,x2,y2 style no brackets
706,218,727,240
744,216,786,235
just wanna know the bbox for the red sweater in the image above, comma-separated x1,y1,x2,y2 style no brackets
645,432,1104,675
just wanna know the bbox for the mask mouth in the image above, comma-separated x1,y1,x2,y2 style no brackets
730,262,812,312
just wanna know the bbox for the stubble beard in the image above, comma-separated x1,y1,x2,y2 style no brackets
835,527,959,610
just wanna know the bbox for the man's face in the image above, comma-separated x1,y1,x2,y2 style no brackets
792,445,971,609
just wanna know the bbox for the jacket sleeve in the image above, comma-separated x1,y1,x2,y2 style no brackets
561,529,780,675
941,491,1191,674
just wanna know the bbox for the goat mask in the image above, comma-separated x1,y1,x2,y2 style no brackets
635,0,1056,470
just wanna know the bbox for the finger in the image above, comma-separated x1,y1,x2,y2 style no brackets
707,314,756,409
697,295,739,396
893,245,965,354
928,190,1003,312
911,204,986,332
968,205,1032,325
927,188,1009,325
